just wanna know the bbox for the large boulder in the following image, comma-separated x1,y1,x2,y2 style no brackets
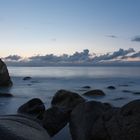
0,115,50,140
51,89,85,110
17,98,45,120
42,107,70,137
0,59,12,87
69,100,140,140
69,101,112,140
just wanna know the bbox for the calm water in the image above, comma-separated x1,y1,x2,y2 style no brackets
0,66,140,113
0,66,140,140
8,66,140,78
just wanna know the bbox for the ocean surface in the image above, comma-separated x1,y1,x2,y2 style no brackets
0,66,140,139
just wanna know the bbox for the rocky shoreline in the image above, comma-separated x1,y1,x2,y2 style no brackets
1,59,140,139
0,90,140,140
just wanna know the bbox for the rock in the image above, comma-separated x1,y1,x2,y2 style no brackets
122,90,132,93
83,89,105,97
0,92,13,97
0,115,50,140
51,89,85,110
133,92,140,95
69,101,112,140
82,86,91,89
42,107,70,137
107,86,116,90
18,98,45,120
69,99,140,140
23,77,32,80
105,100,140,140
0,59,12,87
112,97,126,101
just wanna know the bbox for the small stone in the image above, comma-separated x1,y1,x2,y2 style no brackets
107,86,116,90
83,89,105,97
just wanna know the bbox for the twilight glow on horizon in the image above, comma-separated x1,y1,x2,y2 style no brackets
0,0,140,57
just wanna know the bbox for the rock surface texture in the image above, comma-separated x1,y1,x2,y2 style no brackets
18,98,45,120
0,59,12,87
0,115,50,140
69,100,140,140
51,89,85,110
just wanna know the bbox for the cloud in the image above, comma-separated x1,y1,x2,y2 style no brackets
129,51,140,58
2,48,140,66
69,49,90,62
93,48,135,62
4,55,22,61
131,36,140,42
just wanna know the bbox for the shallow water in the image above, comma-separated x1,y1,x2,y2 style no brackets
0,66,140,139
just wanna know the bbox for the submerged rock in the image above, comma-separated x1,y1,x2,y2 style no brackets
0,92,13,97
112,97,126,101
82,86,91,89
0,115,50,140
83,89,105,97
0,59,12,87
23,77,32,80
107,86,116,90
132,92,140,95
18,98,45,120
51,89,85,110
42,107,70,137
122,90,132,93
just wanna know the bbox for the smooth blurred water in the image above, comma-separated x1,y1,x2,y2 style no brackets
8,66,140,78
0,66,140,140
0,66,139,112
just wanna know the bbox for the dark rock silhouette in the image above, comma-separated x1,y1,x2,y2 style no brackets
83,89,105,97
23,77,32,80
51,89,85,110
0,92,13,97
18,98,45,120
42,107,70,137
0,115,50,140
82,86,91,89
69,100,140,140
107,86,116,90
0,59,12,87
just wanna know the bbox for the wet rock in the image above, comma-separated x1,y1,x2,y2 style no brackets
112,97,126,101
23,77,32,80
107,86,116,90
69,99,140,140
0,59,12,87
133,92,140,95
18,98,45,120
51,89,85,110
69,101,112,140
42,107,70,137
82,86,91,89
107,100,140,140
0,92,13,97
122,90,132,93
0,115,50,140
83,89,105,97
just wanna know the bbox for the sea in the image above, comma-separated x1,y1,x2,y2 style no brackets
0,66,140,139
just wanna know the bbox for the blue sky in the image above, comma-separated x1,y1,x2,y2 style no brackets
0,0,140,57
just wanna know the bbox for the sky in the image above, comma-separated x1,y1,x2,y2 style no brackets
0,0,140,58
